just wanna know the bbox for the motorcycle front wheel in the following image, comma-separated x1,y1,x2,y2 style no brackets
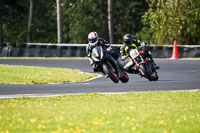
102,63,119,83
120,71,129,83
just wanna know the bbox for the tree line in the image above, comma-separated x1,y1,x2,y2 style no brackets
0,0,200,45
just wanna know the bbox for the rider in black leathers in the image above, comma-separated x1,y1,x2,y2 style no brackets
86,32,121,78
119,34,159,73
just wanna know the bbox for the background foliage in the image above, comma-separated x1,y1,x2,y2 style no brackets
1,0,200,45
141,0,200,45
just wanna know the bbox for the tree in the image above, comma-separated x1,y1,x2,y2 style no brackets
27,0,33,42
0,0,19,43
142,0,200,45
56,0,62,43
62,0,108,43
1,0,149,44
113,0,148,43
1,0,29,43
0,12,2,43
31,0,57,43
108,0,114,44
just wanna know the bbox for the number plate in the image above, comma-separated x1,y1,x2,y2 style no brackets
130,49,139,59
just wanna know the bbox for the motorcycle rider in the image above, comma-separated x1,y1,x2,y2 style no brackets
86,32,122,78
119,33,159,73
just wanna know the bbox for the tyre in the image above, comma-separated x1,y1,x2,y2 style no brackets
139,64,153,81
120,72,129,83
151,72,159,81
102,63,119,83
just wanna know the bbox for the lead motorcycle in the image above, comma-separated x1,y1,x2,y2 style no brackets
129,48,159,81
91,45,129,83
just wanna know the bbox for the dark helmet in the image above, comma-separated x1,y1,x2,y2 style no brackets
123,34,132,45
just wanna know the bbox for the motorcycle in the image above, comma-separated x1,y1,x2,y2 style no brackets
129,49,159,81
91,46,129,83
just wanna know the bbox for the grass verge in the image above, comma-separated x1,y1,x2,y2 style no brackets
0,91,200,133
0,64,97,84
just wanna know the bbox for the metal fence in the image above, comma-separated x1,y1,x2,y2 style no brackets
0,43,200,58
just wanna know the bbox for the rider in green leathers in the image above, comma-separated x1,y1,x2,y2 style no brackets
119,34,159,73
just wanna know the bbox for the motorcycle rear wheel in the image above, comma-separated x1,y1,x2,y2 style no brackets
151,72,159,81
139,64,153,81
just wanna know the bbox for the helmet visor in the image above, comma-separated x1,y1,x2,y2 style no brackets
89,38,97,43
124,40,131,45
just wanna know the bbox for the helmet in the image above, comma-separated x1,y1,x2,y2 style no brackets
123,34,132,45
88,32,99,46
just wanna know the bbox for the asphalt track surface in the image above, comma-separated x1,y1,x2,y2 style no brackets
0,59,200,98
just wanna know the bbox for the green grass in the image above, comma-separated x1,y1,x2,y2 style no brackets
0,91,200,133
0,64,97,84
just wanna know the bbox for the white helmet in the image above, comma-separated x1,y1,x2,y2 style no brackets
88,32,99,46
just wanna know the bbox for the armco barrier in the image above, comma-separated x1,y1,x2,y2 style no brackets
0,43,200,58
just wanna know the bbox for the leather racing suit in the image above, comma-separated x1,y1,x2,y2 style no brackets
119,39,157,73
86,38,121,77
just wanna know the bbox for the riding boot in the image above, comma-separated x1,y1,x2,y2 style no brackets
152,62,160,70
126,68,138,74
148,54,160,70
123,60,136,74
92,64,99,72
150,58,160,70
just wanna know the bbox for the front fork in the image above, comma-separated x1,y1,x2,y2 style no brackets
134,58,147,76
